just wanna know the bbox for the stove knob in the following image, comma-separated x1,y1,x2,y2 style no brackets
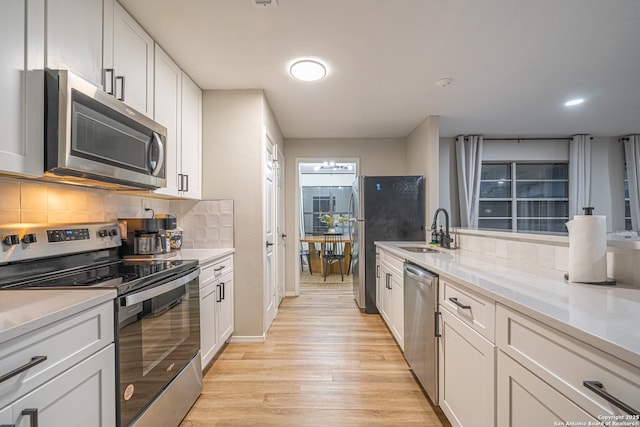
98,229,108,238
108,228,119,237
22,233,37,244
3,234,20,246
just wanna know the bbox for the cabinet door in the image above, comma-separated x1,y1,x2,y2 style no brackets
218,275,234,344
380,267,392,325
497,351,597,427
200,280,219,369
0,0,43,177
439,307,495,427
375,251,382,310
10,345,116,427
113,1,154,116
179,72,202,199
0,405,11,424
153,44,182,197
46,0,104,87
390,272,404,350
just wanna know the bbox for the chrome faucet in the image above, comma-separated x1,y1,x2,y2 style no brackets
431,208,453,249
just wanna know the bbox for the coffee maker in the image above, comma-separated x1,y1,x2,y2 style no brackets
118,217,172,259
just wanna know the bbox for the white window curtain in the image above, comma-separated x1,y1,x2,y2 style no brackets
568,134,592,218
623,135,640,229
456,135,483,228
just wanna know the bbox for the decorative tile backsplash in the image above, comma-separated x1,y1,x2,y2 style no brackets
455,230,640,288
0,178,234,249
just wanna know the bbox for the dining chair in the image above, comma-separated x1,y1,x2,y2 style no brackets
323,234,345,281
300,242,313,274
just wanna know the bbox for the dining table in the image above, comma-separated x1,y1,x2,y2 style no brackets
300,234,352,276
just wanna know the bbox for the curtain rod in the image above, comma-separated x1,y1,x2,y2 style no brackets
482,137,573,141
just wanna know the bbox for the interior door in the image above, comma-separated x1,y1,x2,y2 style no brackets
264,131,276,331
276,146,286,306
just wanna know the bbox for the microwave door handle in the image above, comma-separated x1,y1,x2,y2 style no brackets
149,132,165,177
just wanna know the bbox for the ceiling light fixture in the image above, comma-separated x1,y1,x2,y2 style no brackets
289,59,327,82
564,98,585,107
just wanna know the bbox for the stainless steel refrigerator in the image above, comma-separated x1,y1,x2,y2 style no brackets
349,176,426,314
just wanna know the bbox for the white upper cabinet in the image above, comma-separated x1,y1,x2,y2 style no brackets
153,45,182,197
46,0,105,88
0,0,44,177
110,1,154,117
180,72,202,199
153,46,202,199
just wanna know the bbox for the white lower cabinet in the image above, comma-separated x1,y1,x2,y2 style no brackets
6,345,116,427
0,300,116,427
376,248,404,350
439,306,495,427
496,303,640,422
199,255,234,369
497,350,596,427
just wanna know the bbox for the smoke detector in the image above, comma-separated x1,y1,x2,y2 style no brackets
253,0,278,6
435,77,453,87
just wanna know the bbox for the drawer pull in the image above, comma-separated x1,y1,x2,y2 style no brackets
449,297,471,310
0,356,47,384
583,380,640,416
21,409,38,427
214,266,226,272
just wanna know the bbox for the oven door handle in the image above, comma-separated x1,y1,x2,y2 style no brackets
123,269,199,306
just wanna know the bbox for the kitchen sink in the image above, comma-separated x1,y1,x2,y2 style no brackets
399,246,440,253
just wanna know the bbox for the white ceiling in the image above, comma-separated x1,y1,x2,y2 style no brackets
119,0,640,139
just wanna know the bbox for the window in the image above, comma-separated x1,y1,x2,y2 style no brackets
479,162,569,233
624,165,632,230
302,186,351,235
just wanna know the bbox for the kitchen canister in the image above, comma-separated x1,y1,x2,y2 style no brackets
565,207,608,283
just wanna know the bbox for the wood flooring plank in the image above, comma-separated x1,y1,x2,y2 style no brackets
180,280,450,427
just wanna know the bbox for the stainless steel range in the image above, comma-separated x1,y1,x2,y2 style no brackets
0,222,202,427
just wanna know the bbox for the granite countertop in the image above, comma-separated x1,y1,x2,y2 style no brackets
376,241,640,369
0,289,116,345
176,248,235,264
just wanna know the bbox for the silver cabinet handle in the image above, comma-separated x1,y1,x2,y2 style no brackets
449,297,471,310
583,381,640,415
0,356,47,383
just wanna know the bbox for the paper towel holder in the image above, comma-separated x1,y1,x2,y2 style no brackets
563,273,616,286
583,207,594,215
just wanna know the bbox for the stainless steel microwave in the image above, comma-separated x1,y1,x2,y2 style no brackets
45,69,167,190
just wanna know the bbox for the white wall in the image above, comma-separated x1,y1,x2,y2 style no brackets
283,138,407,294
406,115,439,220
202,89,283,339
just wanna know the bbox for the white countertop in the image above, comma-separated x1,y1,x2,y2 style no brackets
376,241,640,369
176,248,235,264
0,289,116,345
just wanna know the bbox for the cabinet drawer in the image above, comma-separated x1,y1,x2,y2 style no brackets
440,279,495,342
496,304,640,418
381,250,404,277
0,301,114,408
200,256,234,284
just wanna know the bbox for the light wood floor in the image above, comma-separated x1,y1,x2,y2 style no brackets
180,280,450,427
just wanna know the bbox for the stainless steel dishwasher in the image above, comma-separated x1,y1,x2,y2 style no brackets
404,262,439,404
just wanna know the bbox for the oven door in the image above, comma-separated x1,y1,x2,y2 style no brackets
116,267,200,427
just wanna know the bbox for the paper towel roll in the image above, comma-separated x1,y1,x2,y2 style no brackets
566,215,607,283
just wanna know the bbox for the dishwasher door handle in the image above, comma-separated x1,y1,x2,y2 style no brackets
404,264,436,283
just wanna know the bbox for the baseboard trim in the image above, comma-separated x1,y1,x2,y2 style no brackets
285,291,299,297
229,334,266,343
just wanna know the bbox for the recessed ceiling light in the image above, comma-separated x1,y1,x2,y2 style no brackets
289,59,327,82
565,98,585,106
